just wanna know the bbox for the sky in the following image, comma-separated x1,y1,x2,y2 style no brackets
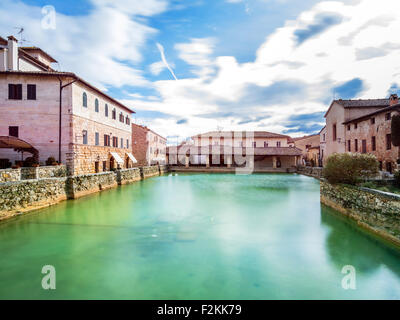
1,0,400,143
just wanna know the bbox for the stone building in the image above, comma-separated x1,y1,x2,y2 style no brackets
323,94,399,172
342,102,400,173
293,134,321,166
167,131,302,170
131,123,167,166
319,126,327,165
0,35,136,175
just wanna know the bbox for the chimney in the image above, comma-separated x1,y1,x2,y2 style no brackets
7,35,18,71
390,94,399,106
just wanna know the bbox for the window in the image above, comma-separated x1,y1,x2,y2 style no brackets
104,134,110,146
277,141,281,147
95,132,99,146
126,139,129,149
121,138,123,148
95,99,99,112
112,108,116,120
385,113,391,121
9,126,18,138
8,84,22,100
371,118,375,125
103,161,107,172
347,140,351,152
27,84,36,100
82,92,87,108
386,134,392,150
386,162,393,174
379,161,383,171
105,104,109,117
372,136,376,151
126,116,130,125
82,130,88,145
355,139,358,152
264,141,268,147
323,134,326,142
119,113,124,122
347,125,350,131
354,123,358,129
333,124,337,141
112,136,118,148
253,142,256,148
362,140,367,153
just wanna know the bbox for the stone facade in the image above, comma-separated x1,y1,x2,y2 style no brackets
343,107,400,173
293,134,320,165
321,181,400,246
0,37,134,177
297,166,323,179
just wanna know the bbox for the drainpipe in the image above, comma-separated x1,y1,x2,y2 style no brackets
58,77,77,163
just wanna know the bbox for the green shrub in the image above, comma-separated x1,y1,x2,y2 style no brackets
323,153,379,185
395,170,400,188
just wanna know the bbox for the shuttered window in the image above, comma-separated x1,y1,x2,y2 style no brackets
9,126,19,138
8,84,22,100
27,84,36,100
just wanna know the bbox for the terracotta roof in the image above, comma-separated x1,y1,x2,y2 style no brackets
292,134,319,141
334,98,390,108
325,98,390,118
342,104,400,124
0,36,7,46
20,46,57,63
0,71,135,113
167,145,302,156
192,131,291,139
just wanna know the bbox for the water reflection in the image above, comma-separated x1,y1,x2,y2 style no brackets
321,204,400,277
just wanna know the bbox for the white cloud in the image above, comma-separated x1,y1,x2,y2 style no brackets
126,0,400,140
174,38,216,77
0,0,168,90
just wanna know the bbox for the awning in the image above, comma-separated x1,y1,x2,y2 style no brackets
0,136,34,149
126,152,138,164
110,152,124,164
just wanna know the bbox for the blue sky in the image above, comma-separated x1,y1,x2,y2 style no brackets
1,0,400,142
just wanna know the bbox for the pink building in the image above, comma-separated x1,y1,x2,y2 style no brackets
131,123,167,166
0,35,136,175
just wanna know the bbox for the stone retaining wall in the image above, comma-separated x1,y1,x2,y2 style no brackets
0,168,21,182
0,178,68,219
37,165,67,179
159,165,168,174
68,172,117,199
321,180,400,246
20,167,37,180
116,168,141,185
141,165,160,179
0,166,169,220
297,166,323,179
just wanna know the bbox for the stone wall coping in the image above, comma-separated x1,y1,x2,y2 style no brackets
118,168,140,172
0,176,68,186
359,187,400,201
72,171,115,178
0,168,21,172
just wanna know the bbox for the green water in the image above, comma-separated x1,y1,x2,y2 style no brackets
0,173,400,299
